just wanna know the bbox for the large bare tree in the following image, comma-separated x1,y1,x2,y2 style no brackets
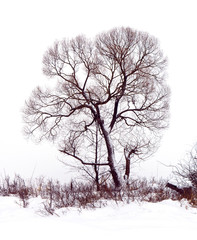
23,27,170,188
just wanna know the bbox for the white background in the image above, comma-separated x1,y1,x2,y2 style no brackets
0,0,197,182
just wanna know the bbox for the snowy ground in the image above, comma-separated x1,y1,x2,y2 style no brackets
0,196,197,240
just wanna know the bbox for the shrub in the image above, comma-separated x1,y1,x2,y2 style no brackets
0,174,195,213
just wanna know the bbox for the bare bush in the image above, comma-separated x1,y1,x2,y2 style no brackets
0,175,30,207
0,175,191,213
174,145,197,188
173,144,197,205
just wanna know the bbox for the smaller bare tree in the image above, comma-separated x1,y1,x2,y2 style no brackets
174,144,197,189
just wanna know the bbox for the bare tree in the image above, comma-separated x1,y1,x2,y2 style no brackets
174,144,197,189
23,27,170,189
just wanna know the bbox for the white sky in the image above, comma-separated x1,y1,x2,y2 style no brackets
0,0,197,182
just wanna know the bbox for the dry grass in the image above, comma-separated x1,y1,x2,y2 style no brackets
0,175,195,214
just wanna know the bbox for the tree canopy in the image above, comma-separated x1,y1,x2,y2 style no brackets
23,27,170,188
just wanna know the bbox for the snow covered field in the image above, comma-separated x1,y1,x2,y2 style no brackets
0,196,196,240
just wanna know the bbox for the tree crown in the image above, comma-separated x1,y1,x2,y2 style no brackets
23,27,170,185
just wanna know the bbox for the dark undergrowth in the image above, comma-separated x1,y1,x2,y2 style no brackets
0,174,196,215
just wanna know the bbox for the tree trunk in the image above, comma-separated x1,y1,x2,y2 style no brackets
166,182,192,199
124,157,130,180
100,122,121,189
94,124,100,191
108,155,121,189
